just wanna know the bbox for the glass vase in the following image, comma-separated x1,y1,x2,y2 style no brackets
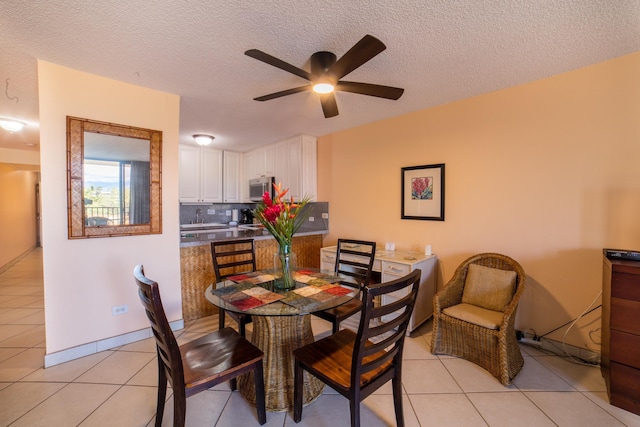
273,243,297,291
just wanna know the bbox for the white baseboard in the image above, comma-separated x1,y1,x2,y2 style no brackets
44,319,184,368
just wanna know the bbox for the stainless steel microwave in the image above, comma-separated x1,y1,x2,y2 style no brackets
249,177,275,202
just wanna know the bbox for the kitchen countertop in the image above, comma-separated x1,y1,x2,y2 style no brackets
179,225,328,248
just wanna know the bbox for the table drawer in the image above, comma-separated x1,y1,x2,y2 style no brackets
610,361,640,415
611,298,640,335
612,272,640,301
611,330,640,369
382,262,411,276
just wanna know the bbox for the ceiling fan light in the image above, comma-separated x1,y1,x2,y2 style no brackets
193,134,215,146
313,83,334,94
0,118,26,132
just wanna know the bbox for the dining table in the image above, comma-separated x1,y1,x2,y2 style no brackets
205,268,360,412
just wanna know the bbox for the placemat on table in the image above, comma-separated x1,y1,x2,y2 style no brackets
293,270,342,286
227,272,276,285
212,283,283,310
281,282,353,310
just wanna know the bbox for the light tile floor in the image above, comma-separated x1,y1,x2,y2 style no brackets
1,248,640,426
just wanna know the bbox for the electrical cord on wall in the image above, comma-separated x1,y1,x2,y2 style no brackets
535,290,603,366
560,290,602,366
588,327,601,346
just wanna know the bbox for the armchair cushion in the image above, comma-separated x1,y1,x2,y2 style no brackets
443,303,503,330
462,264,516,312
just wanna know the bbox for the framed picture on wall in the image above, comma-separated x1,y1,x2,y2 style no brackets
401,163,445,221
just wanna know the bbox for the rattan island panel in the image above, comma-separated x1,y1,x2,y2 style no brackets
180,233,323,320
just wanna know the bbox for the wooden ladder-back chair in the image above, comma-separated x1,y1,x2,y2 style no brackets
430,253,527,385
134,265,266,426
293,269,421,427
313,239,376,333
210,239,256,337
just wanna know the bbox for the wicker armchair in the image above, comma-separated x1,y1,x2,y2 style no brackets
431,253,526,385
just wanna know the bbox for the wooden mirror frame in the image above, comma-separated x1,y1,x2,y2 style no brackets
66,116,162,239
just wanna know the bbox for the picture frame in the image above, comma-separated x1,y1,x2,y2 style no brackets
401,163,445,221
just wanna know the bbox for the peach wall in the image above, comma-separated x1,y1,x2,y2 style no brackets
318,52,640,351
0,163,38,268
38,61,181,355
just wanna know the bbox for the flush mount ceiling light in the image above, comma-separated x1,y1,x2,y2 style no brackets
193,134,215,146
312,82,335,94
0,118,26,132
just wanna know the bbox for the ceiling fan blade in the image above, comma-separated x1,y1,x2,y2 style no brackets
336,81,404,100
320,93,339,118
254,85,310,101
328,35,386,80
245,49,312,81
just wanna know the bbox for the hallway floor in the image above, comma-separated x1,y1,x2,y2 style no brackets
1,249,639,426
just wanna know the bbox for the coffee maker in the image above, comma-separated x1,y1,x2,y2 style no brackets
241,208,254,224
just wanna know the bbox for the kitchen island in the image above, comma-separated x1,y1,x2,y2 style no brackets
180,226,327,320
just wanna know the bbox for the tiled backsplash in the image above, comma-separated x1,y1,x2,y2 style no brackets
179,202,329,232
179,203,254,225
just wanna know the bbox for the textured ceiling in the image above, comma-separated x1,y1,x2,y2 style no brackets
0,0,639,153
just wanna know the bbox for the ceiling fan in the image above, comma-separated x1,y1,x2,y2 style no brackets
245,35,404,118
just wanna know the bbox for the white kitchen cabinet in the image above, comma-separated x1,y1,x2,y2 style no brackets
243,146,275,202
244,134,317,201
201,148,223,202
223,151,242,202
244,146,275,179
179,145,200,201
263,144,275,177
243,150,255,179
273,140,288,187
285,135,317,201
179,145,223,203
320,246,436,335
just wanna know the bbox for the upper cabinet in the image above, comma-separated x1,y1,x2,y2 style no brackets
285,135,317,201
244,145,275,180
244,135,317,202
223,151,242,203
179,145,223,203
180,134,316,204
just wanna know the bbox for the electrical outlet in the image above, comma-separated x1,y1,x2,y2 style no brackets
225,210,231,216
112,305,128,316
207,209,215,214
321,213,329,219
308,216,314,222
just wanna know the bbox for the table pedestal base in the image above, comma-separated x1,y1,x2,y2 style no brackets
238,314,324,411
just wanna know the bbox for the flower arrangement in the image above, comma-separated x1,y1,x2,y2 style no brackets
253,182,311,248
254,183,311,290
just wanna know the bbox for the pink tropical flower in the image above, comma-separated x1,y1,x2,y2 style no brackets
254,183,311,247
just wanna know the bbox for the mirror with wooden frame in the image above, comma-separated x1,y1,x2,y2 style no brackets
67,116,162,238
